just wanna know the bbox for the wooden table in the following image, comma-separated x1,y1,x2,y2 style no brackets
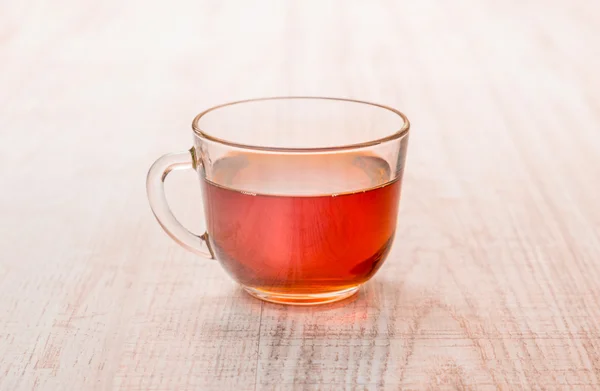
2,0,600,389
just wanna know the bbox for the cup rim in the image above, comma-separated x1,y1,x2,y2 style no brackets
191,96,410,152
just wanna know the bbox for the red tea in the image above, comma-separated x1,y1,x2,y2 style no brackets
201,153,402,298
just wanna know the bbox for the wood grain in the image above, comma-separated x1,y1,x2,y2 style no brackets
1,0,600,389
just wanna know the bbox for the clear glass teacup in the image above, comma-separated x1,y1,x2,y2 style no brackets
147,97,410,305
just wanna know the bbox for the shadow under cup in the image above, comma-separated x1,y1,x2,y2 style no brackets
147,97,410,305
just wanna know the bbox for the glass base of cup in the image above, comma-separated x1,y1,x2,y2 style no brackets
242,285,361,305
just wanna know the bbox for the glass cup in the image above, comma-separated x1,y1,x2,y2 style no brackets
147,97,410,305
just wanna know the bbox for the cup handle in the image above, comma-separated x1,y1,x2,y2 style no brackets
146,148,214,259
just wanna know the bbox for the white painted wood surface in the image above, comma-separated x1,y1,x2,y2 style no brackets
1,0,600,389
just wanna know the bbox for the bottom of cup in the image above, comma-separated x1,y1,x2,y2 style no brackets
242,285,361,305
